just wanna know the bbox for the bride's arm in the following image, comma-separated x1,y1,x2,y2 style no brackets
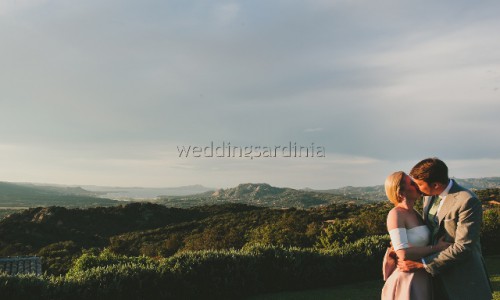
390,230,450,261
387,209,450,261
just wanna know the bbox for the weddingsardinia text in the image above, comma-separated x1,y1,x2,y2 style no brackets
177,142,326,159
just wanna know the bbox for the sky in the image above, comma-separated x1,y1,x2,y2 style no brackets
1,0,500,189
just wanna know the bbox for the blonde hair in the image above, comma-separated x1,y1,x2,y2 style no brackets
385,171,405,206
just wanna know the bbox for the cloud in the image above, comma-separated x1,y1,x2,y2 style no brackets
1,1,500,188
304,128,324,133
213,3,240,25
0,0,48,15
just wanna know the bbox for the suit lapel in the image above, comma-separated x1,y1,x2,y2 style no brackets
437,180,460,223
437,193,455,223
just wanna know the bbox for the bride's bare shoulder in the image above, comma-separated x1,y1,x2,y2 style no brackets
387,207,406,229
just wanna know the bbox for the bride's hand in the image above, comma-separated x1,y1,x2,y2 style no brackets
435,236,452,251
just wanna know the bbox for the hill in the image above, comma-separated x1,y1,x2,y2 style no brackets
81,184,214,200
2,177,499,209
0,182,119,208
156,183,363,208
313,185,386,202
0,201,388,275
0,192,497,276
313,177,500,202
455,177,500,189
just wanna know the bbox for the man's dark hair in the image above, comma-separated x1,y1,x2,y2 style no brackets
410,157,449,184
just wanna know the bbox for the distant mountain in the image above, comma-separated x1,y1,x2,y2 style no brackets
81,184,214,200
156,183,362,208
313,185,387,202
454,177,500,190
2,177,499,209
312,177,500,202
0,182,119,208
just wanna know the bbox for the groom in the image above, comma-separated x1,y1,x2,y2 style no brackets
398,158,492,300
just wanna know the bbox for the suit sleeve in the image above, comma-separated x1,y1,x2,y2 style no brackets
423,196,482,276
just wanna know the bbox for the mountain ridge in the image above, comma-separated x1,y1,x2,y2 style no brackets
2,177,500,209
0,181,118,208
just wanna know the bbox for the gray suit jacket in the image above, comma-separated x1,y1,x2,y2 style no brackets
423,180,492,300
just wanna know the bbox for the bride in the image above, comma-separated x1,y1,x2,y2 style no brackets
381,171,450,300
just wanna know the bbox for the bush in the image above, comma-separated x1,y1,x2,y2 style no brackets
481,207,500,255
0,235,390,300
315,219,366,249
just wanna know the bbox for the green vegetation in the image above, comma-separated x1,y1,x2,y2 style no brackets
0,236,389,300
476,188,500,203
1,201,497,275
0,202,392,274
488,256,500,300
481,205,500,255
0,180,498,299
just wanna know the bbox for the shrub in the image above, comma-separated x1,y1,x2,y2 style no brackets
315,219,366,249
481,207,500,255
0,235,390,300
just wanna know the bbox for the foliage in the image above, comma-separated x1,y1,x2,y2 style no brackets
0,193,497,299
1,199,498,278
481,206,500,255
37,241,81,275
476,188,500,203
0,235,390,300
315,219,365,249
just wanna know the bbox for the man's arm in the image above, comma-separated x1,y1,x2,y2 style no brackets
396,236,451,272
423,196,482,276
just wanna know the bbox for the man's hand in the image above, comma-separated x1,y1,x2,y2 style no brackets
397,260,425,272
388,246,397,260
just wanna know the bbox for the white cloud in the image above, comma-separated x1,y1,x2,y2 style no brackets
304,128,324,133
1,1,500,188
213,2,240,25
0,0,48,15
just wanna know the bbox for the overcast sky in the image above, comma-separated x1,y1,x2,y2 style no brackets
1,0,500,189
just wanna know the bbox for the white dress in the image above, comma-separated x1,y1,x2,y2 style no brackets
381,225,432,300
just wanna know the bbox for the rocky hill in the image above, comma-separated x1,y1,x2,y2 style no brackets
157,178,500,208
212,183,286,198
157,183,362,208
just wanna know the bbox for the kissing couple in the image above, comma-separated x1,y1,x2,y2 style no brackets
381,158,492,300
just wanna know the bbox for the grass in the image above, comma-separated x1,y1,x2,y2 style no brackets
489,255,500,300
248,255,500,300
